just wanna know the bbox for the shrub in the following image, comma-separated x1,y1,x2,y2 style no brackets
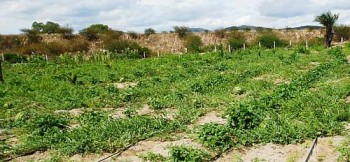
174,26,190,39
227,31,246,50
105,40,150,58
21,29,42,44
256,32,287,48
3,53,27,63
334,25,350,41
0,35,23,51
185,34,203,53
18,43,48,55
144,28,156,36
214,28,227,39
127,31,139,39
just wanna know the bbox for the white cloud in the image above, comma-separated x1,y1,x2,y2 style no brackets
0,0,349,34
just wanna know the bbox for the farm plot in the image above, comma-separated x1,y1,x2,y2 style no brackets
1,46,350,161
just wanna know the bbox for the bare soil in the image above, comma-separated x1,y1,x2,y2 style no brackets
274,78,290,85
111,82,137,89
54,108,89,116
215,136,344,162
115,139,204,162
195,111,227,126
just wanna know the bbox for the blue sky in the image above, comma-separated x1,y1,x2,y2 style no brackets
0,0,350,34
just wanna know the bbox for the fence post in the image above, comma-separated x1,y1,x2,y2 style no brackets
289,40,292,47
306,39,308,49
341,37,344,43
243,43,246,50
1,54,4,61
214,45,217,52
143,51,146,59
0,60,3,83
185,48,188,53
259,42,261,48
228,44,231,53
45,55,48,62
274,41,276,49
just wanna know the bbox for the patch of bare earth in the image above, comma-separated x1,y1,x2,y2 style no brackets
274,78,290,85
115,139,204,162
188,111,227,129
54,108,90,116
195,111,227,126
69,153,112,162
346,96,350,103
111,82,138,89
13,152,111,162
215,136,345,162
109,105,177,120
109,104,154,119
309,62,320,66
12,151,50,162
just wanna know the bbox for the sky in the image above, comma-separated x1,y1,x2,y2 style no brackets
0,0,350,34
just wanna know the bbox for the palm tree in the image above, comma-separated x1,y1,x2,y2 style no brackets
315,11,339,48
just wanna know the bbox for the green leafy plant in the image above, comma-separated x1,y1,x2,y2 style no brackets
199,123,234,151
170,145,210,162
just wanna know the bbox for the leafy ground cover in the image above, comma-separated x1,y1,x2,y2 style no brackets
1,45,350,161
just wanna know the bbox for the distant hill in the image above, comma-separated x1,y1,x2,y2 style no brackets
224,25,273,31
224,25,324,31
284,25,324,30
189,28,210,33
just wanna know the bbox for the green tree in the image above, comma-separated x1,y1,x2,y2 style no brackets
144,28,156,36
79,24,111,41
43,21,61,34
315,11,339,48
173,26,190,39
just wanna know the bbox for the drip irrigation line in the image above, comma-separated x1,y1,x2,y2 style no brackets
305,136,318,162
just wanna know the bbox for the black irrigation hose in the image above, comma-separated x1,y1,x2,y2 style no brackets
97,143,135,162
305,136,318,162
208,148,235,162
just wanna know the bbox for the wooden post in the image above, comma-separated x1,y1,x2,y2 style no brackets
243,43,246,50
273,41,276,49
185,48,188,53
1,54,4,61
0,60,4,83
228,44,231,53
341,37,344,43
289,40,292,47
259,42,261,48
157,50,160,57
143,51,146,59
214,45,217,52
306,40,308,49
45,55,48,62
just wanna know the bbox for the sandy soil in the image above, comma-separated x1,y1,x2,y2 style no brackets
274,78,290,85
111,82,137,89
54,108,90,116
115,139,204,162
195,111,227,126
215,136,345,162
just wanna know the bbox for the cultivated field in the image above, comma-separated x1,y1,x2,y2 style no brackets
1,45,350,161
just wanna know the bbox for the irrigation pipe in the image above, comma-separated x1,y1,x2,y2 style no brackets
305,136,318,162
